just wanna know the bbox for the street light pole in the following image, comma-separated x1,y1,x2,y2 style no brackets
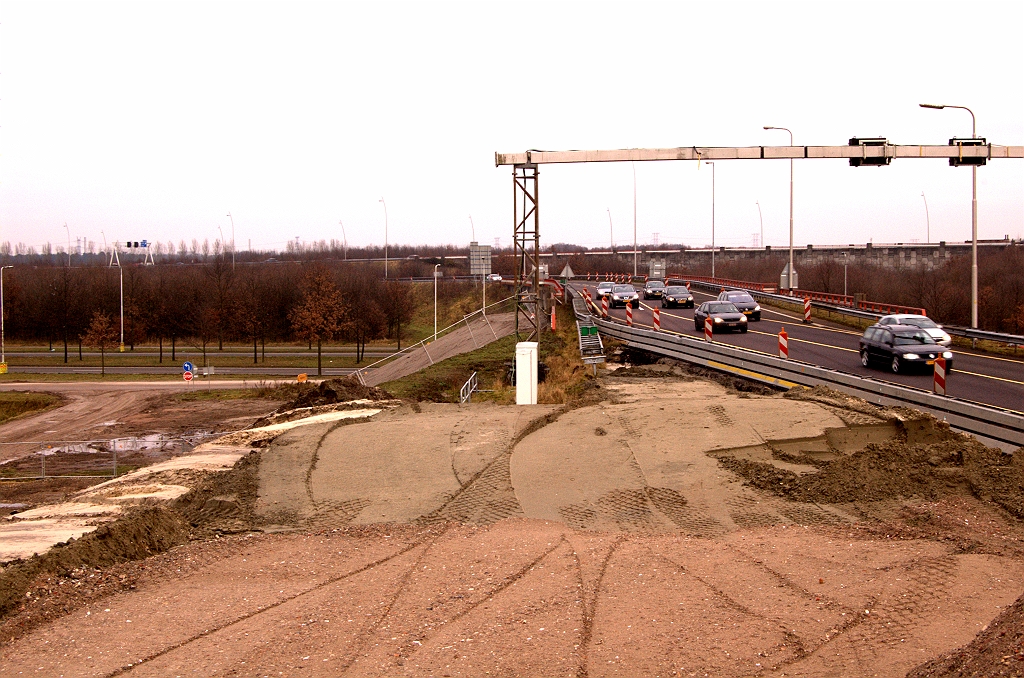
379,198,389,279
607,208,613,251
920,103,978,328
705,161,715,278
1,266,12,366
764,126,794,293
921,192,930,244
469,215,475,242
433,263,441,341
338,220,348,260
226,213,235,270
756,201,764,248
110,248,124,352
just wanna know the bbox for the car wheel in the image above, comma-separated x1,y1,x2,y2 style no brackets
891,356,901,374
740,326,748,333
695,320,701,331
860,350,870,367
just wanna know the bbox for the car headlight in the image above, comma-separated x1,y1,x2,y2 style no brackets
739,316,747,322
753,305,761,311
941,333,951,343
713,317,722,323
905,354,919,359
942,351,953,359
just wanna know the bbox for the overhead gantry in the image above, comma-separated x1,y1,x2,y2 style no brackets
496,140,1024,340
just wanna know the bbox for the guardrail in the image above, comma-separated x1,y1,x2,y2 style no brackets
352,294,515,384
567,288,1023,447
460,372,478,403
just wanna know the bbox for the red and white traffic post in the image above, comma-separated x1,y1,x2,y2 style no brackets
803,297,812,323
625,303,633,326
652,307,661,331
601,295,609,318
704,316,713,342
933,356,947,395
778,327,789,359
551,305,557,331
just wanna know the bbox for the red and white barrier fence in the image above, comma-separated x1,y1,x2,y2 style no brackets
652,307,661,331
778,327,789,359
933,357,947,395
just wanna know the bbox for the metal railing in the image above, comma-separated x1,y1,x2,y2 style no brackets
460,372,478,403
352,294,516,384
568,288,1024,447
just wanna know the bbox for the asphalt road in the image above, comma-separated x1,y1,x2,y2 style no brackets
573,282,1024,414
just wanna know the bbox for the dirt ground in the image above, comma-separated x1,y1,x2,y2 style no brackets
1,367,1023,677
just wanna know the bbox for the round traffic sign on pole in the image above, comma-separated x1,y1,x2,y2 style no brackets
183,370,193,382
183,361,194,373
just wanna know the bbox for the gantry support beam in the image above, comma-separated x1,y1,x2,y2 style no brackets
496,144,1024,166
513,163,541,342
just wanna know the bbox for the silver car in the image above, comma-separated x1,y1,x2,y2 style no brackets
878,314,951,346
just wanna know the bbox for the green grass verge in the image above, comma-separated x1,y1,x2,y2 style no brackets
171,382,313,402
0,391,63,426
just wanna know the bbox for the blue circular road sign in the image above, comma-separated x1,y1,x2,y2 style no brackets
183,361,194,372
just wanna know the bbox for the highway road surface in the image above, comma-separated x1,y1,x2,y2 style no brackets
572,282,1024,414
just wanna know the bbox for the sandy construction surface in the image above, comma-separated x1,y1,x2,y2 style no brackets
2,373,1023,676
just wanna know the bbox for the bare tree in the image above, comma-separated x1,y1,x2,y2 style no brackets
82,312,119,376
289,265,348,375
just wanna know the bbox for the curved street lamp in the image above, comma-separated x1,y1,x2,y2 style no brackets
226,213,235,270
756,201,764,249
338,220,348,260
764,125,795,292
920,103,978,328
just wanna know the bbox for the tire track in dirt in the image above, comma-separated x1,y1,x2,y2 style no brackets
419,405,571,525
102,527,445,677
384,536,570,671
573,535,624,678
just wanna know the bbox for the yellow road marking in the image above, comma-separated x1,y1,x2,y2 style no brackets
954,368,1024,386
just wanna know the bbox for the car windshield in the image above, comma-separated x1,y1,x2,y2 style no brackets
647,281,665,288
893,331,936,345
709,302,739,313
727,293,754,303
898,317,938,329
597,283,613,290
613,285,635,294
665,287,688,295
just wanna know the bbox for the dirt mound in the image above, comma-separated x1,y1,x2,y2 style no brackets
175,450,262,535
0,506,189,621
282,377,392,411
907,591,1024,677
718,418,1024,518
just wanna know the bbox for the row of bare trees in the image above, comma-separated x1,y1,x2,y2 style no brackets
0,259,441,374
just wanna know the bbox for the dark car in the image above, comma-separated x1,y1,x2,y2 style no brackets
859,324,954,374
717,290,761,321
661,286,694,308
694,301,748,333
610,284,640,308
595,282,615,299
643,279,666,299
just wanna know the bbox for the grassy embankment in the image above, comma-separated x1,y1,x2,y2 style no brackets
0,391,63,426
382,300,594,405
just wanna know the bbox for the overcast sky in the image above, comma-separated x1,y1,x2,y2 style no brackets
2,0,1022,254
